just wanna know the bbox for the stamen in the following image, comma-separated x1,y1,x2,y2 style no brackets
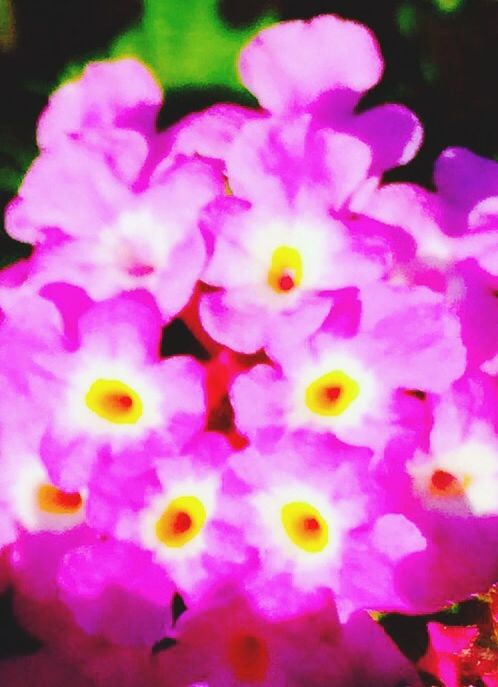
281,501,328,553
85,379,143,424
305,370,359,417
155,496,206,548
37,484,83,515
267,246,303,294
277,273,295,292
429,469,466,497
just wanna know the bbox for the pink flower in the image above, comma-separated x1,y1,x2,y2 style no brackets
362,147,498,280
38,58,163,185
5,58,225,320
86,434,250,603
7,147,222,319
224,432,427,618
12,291,207,490
374,378,498,611
231,282,465,451
153,587,422,687
239,15,422,172
199,116,402,354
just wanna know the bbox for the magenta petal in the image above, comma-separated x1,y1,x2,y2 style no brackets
230,364,287,438
343,612,423,686
435,147,498,210
164,103,261,160
37,58,162,149
239,15,383,116
350,103,423,172
361,283,466,393
5,142,131,244
199,290,269,354
58,540,175,646
155,233,206,319
77,291,163,363
317,129,372,210
40,430,99,491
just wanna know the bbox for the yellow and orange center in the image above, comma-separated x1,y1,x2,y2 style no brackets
281,501,329,553
227,633,270,683
305,370,360,417
428,469,470,498
155,495,206,548
37,484,83,515
267,245,303,294
85,379,143,424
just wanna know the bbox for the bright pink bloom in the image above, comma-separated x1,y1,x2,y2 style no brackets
168,16,421,178
239,15,422,172
6,146,221,319
86,434,250,603
200,116,405,354
153,588,422,687
9,526,96,602
374,378,498,611
11,291,207,490
362,147,498,280
37,58,162,159
5,58,224,319
239,15,383,118
231,283,465,451
225,432,427,618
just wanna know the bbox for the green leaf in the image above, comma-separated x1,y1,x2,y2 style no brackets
396,2,419,37
109,0,278,91
432,0,465,14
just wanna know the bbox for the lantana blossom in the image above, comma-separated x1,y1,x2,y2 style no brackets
1,10,497,687
231,282,465,451
12,290,206,490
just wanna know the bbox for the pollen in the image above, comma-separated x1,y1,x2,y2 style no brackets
227,633,270,683
85,379,143,424
281,501,329,553
267,245,303,294
37,484,83,515
305,370,360,417
155,495,207,548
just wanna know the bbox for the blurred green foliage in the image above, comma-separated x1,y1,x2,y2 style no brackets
433,0,465,14
396,2,419,36
110,0,276,90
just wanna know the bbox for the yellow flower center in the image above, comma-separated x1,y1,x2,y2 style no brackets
85,379,143,424
155,495,207,548
37,484,83,515
305,370,360,417
227,633,270,683
281,501,329,553
267,245,303,294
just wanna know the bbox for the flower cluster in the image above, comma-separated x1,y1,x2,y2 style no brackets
0,13,497,687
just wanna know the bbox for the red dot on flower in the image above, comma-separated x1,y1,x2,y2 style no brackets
430,469,464,497
172,511,193,535
323,386,342,403
303,517,320,532
277,273,295,292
